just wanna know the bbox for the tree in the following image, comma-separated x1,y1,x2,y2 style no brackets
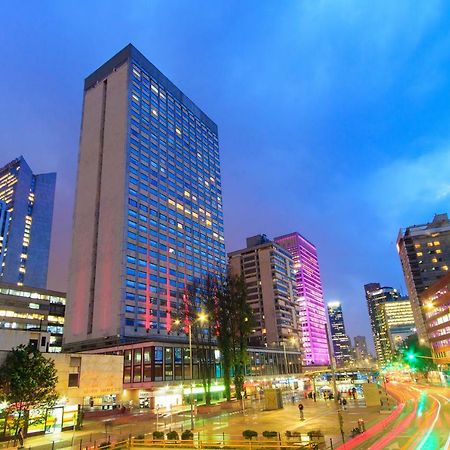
0,345,58,437
216,274,233,401
228,273,252,400
184,275,218,405
216,272,252,400
181,272,253,404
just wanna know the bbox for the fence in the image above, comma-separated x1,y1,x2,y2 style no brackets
90,435,321,450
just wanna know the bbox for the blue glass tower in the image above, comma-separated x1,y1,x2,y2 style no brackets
0,156,56,288
65,45,226,350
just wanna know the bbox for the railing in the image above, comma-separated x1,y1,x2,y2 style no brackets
96,436,320,450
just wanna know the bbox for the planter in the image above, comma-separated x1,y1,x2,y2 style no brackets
197,404,221,414
220,400,241,411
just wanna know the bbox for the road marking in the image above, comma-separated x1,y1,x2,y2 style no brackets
385,443,400,449
416,394,441,450
444,432,450,450
434,393,449,403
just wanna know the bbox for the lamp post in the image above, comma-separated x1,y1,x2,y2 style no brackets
175,313,207,431
188,322,194,431
281,341,289,375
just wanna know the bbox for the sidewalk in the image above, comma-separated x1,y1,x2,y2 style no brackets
0,396,396,450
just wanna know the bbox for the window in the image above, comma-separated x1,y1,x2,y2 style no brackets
68,373,80,387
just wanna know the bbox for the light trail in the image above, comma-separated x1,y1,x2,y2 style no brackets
444,432,450,450
415,394,442,450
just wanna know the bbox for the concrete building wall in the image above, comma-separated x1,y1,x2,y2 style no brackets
49,353,124,405
229,235,300,349
65,62,128,347
0,329,50,352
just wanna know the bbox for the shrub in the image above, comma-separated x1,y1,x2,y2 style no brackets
135,434,145,440
243,430,258,440
262,431,278,439
153,431,164,440
181,430,194,440
166,430,179,441
307,430,324,438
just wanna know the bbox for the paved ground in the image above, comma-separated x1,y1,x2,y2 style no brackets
348,382,450,450
0,393,393,450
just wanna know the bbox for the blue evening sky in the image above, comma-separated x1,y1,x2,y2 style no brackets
1,1,450,349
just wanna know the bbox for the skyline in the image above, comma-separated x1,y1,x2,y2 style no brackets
2,1,450,347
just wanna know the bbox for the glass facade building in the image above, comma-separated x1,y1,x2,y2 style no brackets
327,301,351,367
274,232,329,365
65,45,226,351
0,156,56,288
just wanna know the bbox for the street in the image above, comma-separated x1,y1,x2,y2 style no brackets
349,382,450,450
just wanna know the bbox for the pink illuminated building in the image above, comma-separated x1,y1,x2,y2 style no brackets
275,232,330,365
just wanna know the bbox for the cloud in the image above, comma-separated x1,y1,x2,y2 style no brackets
367,145,450,227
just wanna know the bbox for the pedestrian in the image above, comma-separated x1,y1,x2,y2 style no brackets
352,387,357,400
323,392,328,401
313,392,316,402
342,398,347,411
17,427,24,448
298,403,304,421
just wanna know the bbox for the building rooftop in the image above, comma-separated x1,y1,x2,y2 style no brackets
84,43,217,134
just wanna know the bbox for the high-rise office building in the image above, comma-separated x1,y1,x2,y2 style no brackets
327,301,351,367
420,272,450,364
64,45,226,351
228,235,301,349
274,232,329,365
365,283,415,364
353,335,369,361
0,157,56,288
365,283,398,364
397,213,450,342
383,296,415,351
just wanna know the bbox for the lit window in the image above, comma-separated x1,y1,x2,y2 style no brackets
434,241,440,246
436,249,442,254
427,242,434,247
443,265,449,271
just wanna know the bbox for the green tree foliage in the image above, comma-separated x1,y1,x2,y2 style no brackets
0,345,58,436
184,275,218,405
216,272,252,400
180,272,253,404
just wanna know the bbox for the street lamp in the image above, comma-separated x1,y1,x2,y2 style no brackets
173,313,208,430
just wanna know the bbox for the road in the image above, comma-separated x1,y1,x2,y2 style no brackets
350,382,450,450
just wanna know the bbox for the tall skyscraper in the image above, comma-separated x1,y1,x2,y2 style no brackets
327,301,351,367
365,283,415,364
274,232,329,365
228,235,300,349
0,157,56,288
353,335,369,361
64,45,226,351
397,213,450,342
